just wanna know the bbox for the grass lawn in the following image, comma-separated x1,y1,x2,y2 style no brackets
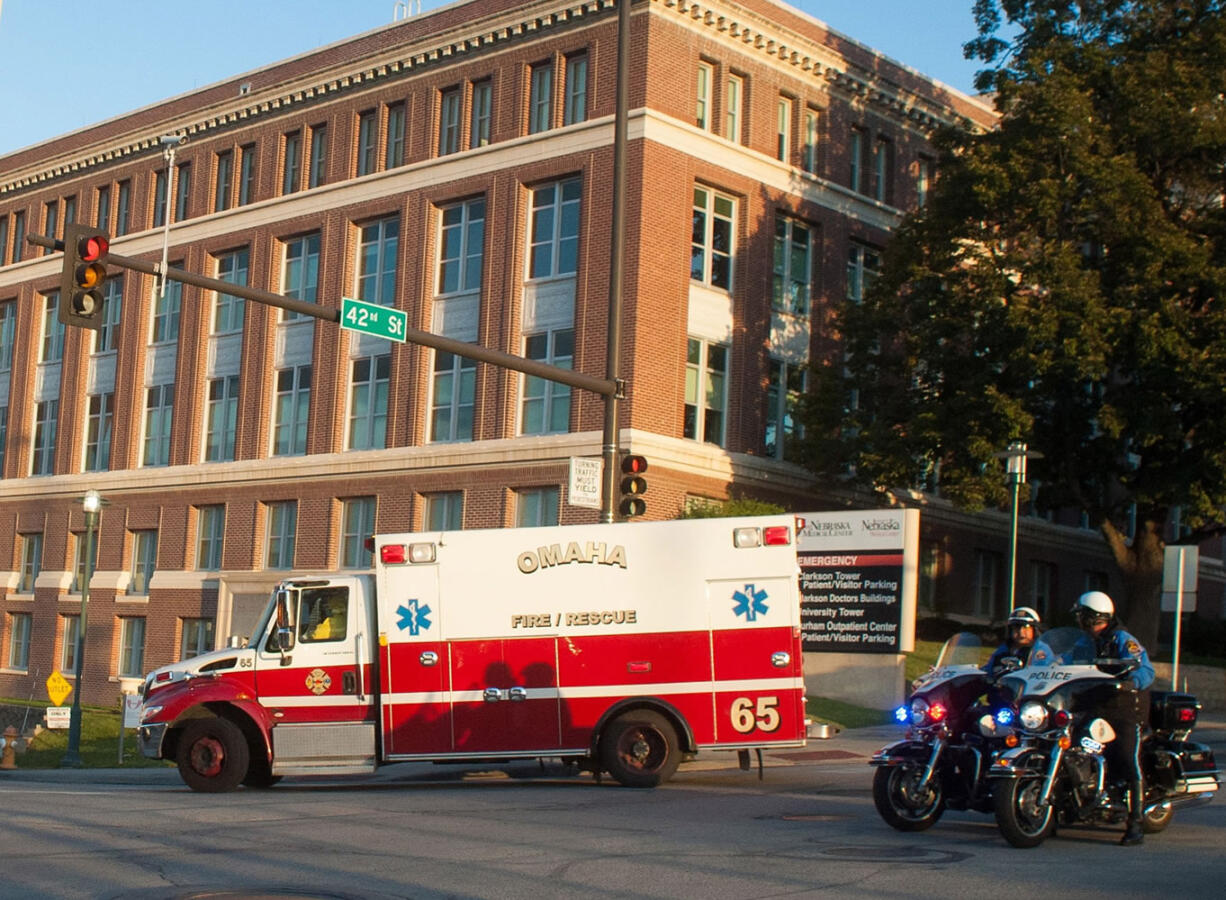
2,699,171,769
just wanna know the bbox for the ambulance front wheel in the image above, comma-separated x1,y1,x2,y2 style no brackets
176,717,250,793
600,710,681,788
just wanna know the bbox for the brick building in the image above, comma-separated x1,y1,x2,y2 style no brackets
4,0,1165,710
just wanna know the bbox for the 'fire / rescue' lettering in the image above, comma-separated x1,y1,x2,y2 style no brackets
510,610,638,628
516,542,628,574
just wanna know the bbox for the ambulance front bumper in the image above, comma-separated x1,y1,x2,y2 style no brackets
138,722,169,759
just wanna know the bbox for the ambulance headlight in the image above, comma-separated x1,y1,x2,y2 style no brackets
1019,701,1048,731
140,705,163,724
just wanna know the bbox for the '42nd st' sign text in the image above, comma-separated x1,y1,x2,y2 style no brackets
340,296,406,342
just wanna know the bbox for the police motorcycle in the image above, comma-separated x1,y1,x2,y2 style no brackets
990,627,1220,848
871,632,1017,831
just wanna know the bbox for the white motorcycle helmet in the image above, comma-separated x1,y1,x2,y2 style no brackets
1074,590,1114,627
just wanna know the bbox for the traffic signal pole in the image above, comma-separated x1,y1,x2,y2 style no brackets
27,232,619,398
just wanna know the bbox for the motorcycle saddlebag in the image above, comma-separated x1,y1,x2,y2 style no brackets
1149,691,1200,732
1151,740,1220,796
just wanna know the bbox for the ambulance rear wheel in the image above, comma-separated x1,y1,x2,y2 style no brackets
601,710,681,788
176,717,250,793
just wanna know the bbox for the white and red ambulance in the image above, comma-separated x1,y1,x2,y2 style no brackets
139,515,810,792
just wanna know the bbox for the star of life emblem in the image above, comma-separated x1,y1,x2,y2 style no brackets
732,584,769,622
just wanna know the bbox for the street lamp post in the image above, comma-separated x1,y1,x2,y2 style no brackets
61,489,102,768
997,442,1041,614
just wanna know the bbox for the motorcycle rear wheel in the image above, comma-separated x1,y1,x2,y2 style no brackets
994,774,1057,848
872,764,946,831
1143,797,1174,833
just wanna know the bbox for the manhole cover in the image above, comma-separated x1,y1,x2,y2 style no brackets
813,845,971,864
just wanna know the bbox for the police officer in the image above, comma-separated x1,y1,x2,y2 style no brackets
1072,590,1156,846
985,606,1041,674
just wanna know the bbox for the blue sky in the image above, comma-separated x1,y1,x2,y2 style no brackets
0,0,990,157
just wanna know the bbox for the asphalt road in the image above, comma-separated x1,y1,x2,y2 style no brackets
1,721,1222,900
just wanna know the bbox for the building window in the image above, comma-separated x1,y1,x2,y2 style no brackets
438,198,485,295
340,497,376,569
874,138,893,203
282,131,302,194
143,384,174,467
0,216,8,266
44,201,58,254
115,180,131,236
215,150,233,212
684,338,728,446
308,125,328,188
1029,560,1057,620
765,359,806,460
470,79,492,148
974,549,1002,619
691,187,734,291
439,88,461,156
528,178,580,279
119,618,146,678
517,487,560,527
204,375,240,463
696,62,712,130
7,613,31,670
18,534,42,593
282,233,320,321
850,128,865,194
430,352,476,442
847,244,881,303
1084,570,1110,592
71,531,98,594
214,248,248,333
0,405,8,475
181,618,214,660
776,96,792,162
356,217,399,306
356,110,377,176
31,399,58,476
84,392,113,472
773,217,813,316
348,354,390,450
522,329,572,435
917,156,932,208
129,530,158,596
61,615,80,675
919,543,940,610
266,501,298,569
725,74,743,143
196,505,225,571
564,52,588,125
273,365,311,456
64,195,76,226
386,102,406,168
0,300,15,370
175,163,192,220
239,144,257,206
152,275,182,344
42,292,65,363
96,276,123,353
11,210,25,263
424,491,464,530
529,62,553,134
152,170,168,227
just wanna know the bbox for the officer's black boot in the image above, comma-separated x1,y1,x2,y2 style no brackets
1120,782,1144,846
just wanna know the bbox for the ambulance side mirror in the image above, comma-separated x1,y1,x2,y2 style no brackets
272,590,296,661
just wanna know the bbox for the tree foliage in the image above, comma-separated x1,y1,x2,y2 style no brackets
803,0,1226,646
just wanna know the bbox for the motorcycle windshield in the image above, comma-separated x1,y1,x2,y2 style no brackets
933,631,985,668
1030,626,1093,665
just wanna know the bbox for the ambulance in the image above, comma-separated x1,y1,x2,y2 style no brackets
138,515,811,792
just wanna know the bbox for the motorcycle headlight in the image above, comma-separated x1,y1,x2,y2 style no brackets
1019,701,1048,732
909,698,929,726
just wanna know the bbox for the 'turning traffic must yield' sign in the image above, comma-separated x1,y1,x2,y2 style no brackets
340,297,407,343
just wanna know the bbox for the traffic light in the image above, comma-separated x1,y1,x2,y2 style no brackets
59,223,110,330
619,454,648,517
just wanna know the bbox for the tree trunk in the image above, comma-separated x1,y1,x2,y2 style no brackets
1100,518,1164,650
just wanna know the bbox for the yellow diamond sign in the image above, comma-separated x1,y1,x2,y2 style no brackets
46,671,73,707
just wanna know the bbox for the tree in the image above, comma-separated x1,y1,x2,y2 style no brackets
803,0,1226,648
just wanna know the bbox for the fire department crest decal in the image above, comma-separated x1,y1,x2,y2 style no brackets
305,668,332,695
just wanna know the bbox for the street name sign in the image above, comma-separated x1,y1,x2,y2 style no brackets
341,297,406,343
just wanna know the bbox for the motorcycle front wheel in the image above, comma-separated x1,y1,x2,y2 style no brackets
994,773,1057,848
872,763,946,831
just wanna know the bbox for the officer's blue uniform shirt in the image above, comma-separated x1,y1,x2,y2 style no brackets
984,643,1031,674
1057,627,1155,690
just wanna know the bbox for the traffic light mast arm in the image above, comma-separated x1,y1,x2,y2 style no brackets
26,232,618,397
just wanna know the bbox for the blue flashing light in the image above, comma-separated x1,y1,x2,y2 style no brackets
893,705,910,724
996,708,1016,726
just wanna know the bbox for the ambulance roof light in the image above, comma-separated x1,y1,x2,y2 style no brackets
763,526,792,546
733,527,761,548
408,542,436,564
380,544,407,565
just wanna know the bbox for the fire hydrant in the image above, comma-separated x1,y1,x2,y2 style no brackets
0,725,18,769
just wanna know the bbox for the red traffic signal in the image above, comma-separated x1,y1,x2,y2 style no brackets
619,454,648,517
59,223,110,330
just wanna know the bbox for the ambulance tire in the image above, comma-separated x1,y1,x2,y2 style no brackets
600,710,681,788
177,717,250,793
